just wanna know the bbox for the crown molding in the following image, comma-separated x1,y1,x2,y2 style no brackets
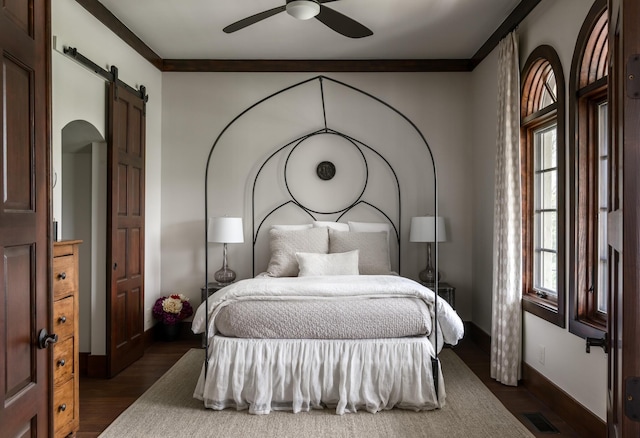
161,59,474,73
470,0,542,68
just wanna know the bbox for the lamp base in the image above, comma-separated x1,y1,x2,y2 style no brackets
419,269,442,285
419,267,436,284
214,267,236,285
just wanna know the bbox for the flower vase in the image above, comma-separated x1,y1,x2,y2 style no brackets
159,322,180,342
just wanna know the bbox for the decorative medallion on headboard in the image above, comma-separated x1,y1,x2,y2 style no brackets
316,161,336,180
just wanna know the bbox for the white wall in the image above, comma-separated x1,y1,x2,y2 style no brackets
470,47,499,334
61,149,92,352
52,0,163,344
160,73,475,320
471,0,607,420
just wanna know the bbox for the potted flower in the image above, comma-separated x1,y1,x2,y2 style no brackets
152,294,193,341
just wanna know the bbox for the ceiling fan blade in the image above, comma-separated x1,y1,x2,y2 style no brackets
315,4,373,38
223,5,286,33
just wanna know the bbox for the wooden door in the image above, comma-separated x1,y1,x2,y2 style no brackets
0,0,51,435
607,0,640,436
107,82,146,377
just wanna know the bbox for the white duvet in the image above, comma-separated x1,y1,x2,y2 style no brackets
192,274,464,349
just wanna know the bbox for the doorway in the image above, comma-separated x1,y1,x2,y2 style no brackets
61,120,108,374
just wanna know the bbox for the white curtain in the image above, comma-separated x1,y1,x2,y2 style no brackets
490,31,522,386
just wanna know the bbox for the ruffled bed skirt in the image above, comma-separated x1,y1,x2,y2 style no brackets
193,336,445,415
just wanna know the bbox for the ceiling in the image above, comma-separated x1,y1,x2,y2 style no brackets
94,0,525,62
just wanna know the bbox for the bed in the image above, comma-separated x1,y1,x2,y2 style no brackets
194,76,463,415
191,225,464,414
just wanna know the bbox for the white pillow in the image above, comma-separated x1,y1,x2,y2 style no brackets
271,224,312,230
266,227,329,277
296,250,360,276
329,229,392,275
312,221,350,231
348,221,392,243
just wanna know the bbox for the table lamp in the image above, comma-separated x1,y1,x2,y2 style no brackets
208,217,244,285
410,216,447,284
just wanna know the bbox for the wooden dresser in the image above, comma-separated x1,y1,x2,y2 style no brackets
52,240,82,438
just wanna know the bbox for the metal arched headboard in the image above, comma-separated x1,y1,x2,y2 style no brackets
204,75,441,396
251,126,402,277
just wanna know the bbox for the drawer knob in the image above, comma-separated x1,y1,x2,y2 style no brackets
59,316,67,324
58,272,67,280
59,404,67,412
58,359,66,367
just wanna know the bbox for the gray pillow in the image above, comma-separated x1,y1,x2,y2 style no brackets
266,227,329,277
329,229,392,275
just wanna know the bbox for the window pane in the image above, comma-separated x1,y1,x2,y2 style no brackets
541,251,557,294
597,101,608,313
540,70,557,108
541,211,557,250
533,123,558,298
536,126,557,170
540,170,557,209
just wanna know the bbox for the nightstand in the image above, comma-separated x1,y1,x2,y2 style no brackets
200,282,229,347
421,281,456,309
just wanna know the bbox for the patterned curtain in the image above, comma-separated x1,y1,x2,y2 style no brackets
490,31,522,386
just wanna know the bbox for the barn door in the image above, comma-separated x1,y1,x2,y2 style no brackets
607,0,640,436
0,0,51,435
107,81,146,377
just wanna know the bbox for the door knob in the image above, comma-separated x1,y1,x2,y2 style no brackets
38,329,58,349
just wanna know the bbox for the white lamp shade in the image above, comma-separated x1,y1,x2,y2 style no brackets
286,0,320,20
409,216,447,243
208,217,244,243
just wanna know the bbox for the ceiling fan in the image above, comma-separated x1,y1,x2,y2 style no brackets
223,0,373,39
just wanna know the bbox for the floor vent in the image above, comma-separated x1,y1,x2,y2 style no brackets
522,412,560,433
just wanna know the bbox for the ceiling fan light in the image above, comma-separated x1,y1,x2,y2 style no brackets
286,0,320,20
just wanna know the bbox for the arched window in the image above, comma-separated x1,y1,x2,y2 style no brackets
569,0,608,338
520,45,566,327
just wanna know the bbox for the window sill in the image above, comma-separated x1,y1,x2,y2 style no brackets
568,317,607,339
522,294,565,328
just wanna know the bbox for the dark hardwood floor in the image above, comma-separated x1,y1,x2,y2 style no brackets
78,335,583,437
77,336,200,438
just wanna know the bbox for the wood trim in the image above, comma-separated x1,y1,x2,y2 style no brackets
74,0,163,70
567,0,608,340
464,321,491,355
75,0,542,73
522,362,606,438
161,59,474,73
79,353,108,378
520,45,567,328
470,0,543,68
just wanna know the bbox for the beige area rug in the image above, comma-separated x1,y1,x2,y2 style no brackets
99,348,534,438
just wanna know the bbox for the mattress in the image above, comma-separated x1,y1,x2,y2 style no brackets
215,297,431,339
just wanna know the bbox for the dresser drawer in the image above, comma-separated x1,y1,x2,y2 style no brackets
53,337,74,386
53,377,76,436
53,254,76,300
53,296,75,340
